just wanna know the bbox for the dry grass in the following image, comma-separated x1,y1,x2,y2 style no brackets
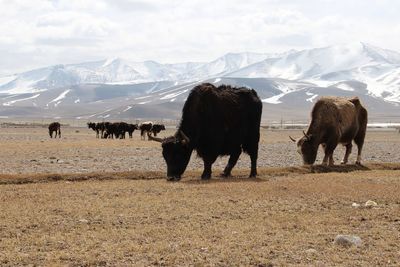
1,166,400,266
1,127,400,266
0,162,399,185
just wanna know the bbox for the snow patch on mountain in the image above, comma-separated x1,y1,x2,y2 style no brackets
3,94,40,106
50,89,71,104
262,93,286,104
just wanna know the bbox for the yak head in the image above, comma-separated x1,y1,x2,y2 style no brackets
87,122,96,129
148,130,192,181
290,131,318,165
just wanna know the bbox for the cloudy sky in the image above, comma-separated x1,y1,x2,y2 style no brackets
1,0,399,75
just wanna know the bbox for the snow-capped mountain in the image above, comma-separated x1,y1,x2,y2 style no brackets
228,42,400,102
0,42,399,121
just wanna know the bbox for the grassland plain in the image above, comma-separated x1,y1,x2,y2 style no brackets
0,126,399,266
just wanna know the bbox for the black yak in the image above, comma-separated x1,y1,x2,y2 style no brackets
139,121,153,140
151,124,166,137
48,122,61,138
149,83,262,181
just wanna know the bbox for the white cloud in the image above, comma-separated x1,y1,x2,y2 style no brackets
1,0,400,75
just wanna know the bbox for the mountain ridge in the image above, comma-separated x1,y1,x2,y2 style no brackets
0,42,399,121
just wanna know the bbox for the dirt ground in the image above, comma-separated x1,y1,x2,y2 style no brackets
0,126,399,175
0,126,400,266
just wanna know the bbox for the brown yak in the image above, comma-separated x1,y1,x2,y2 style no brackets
290,96,367,166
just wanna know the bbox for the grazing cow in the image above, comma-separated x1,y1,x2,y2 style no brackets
96,122,107,138
148,83,262,181
127,123,139,138
116,122,129,139
103,122,117,139
87,122,100,138
151,124,166,136
49,122,61,138
139,121,153,140
290,96,368,166
100,122,137,139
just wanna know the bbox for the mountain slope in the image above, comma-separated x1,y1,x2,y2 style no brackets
0,42,399,120
227,42,400,102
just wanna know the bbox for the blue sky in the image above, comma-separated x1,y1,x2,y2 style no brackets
1,0,399,74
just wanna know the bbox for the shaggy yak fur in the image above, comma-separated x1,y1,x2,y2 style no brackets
149,83,262,181
291,96,368,166
48,122,61,138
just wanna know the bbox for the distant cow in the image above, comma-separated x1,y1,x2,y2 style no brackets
96,122,107,138
127,123,139,138
87,122,100,138
290,96,368,166
148,83,262,181
139,121,153,140
151,124,166,136
49,122,61,138
103,122,117,139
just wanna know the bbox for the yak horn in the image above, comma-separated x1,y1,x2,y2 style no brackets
179,130,190,144
147,132,164,143
289,136,296,142
303,130,310,139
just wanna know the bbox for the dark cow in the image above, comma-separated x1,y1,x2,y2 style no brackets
151,124,166,137
139,121,153,140
127,123,139,138
49,122,61,138
96,122,107,138
87,122,100,138
148,83,262,181
103,122,117,139
290,96,367,166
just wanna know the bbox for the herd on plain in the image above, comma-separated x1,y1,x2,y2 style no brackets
48,82,378,181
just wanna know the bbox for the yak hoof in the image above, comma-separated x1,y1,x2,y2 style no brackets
220,172,231,178
201,174,211,180
167,176,181,182
340,161,347,165
355,161,362,165
249,172,257,178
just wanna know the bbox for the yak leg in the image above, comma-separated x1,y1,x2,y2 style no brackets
58,129,61,138
249,150,258,177
341,143,352,164
221,148,241,177
202,156,217,180
354,140,364,165
354,133,366,166
49,130,53,138
321,144,328,165
322,142,337,166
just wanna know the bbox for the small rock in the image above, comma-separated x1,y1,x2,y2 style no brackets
352,202,360,208
78,219,89,223
334,235,362,247
365,200,378,208
305,248,317,254
30,159,38,162
57,159,64,164
49,156,57,159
